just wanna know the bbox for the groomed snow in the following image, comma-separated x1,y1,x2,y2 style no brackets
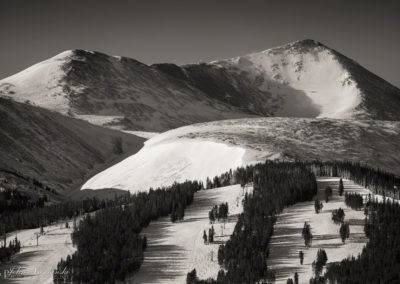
0,221,75,284
131,184,249,283
268,178,371,283
82,140,245,193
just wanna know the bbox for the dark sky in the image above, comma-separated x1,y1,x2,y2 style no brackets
1,0,399,87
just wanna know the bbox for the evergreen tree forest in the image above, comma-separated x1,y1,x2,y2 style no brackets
54,180,202,283
308,161,400,199
0,195,131,233
324,200,400,283
215,162,318,283
0,188,47,214
186,160,400,283
0,236,21,263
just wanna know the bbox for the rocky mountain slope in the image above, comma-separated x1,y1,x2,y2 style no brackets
0,50,254,132
155,39,400,121
2,40,399,133
0,97,144,196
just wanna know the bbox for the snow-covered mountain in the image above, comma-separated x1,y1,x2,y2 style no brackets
82,117,400,193
156,39,400,121
0,50,254,132
1,40,399,133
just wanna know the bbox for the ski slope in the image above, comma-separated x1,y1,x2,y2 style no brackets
268,178,370,283
0,222,75,284
131,184,249,283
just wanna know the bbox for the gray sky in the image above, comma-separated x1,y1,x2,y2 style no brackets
1,0,399,87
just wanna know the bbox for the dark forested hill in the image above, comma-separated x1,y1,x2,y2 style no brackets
0,97,144,197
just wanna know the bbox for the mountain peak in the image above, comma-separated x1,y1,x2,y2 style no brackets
291,39,324,47
261,39,327,55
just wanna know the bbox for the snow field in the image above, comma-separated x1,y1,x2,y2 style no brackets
82,140,245,193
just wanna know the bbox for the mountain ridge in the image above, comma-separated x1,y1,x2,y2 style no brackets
155,39,400,121
1,39,400,133
0,49,255,132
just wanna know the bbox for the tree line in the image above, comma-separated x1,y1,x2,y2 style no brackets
54,180,202,283
324,199,400,283
307,161,400,199
215,161,318,283
0,194,137,234
0,236,21,263
0,188,47,214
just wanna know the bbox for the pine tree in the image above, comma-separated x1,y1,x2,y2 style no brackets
313,249,328,276
186,269,197,284
203,230,207,244
314,198,323,213
299,250,304,265
332,208,345,224
208,226,215,243
142,235,147,250
302,222,313,247
325,186,333,202
170,209,176,223
2,226,6,248
339,178,344,196
339,222,350,243
73,216,77,231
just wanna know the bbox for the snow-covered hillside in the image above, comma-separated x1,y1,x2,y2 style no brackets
0,51,75,114
213,40,362,119
2,40,400,133
157,39,400,121
82,140,244,192
0,50,254,132
81,117,400,192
